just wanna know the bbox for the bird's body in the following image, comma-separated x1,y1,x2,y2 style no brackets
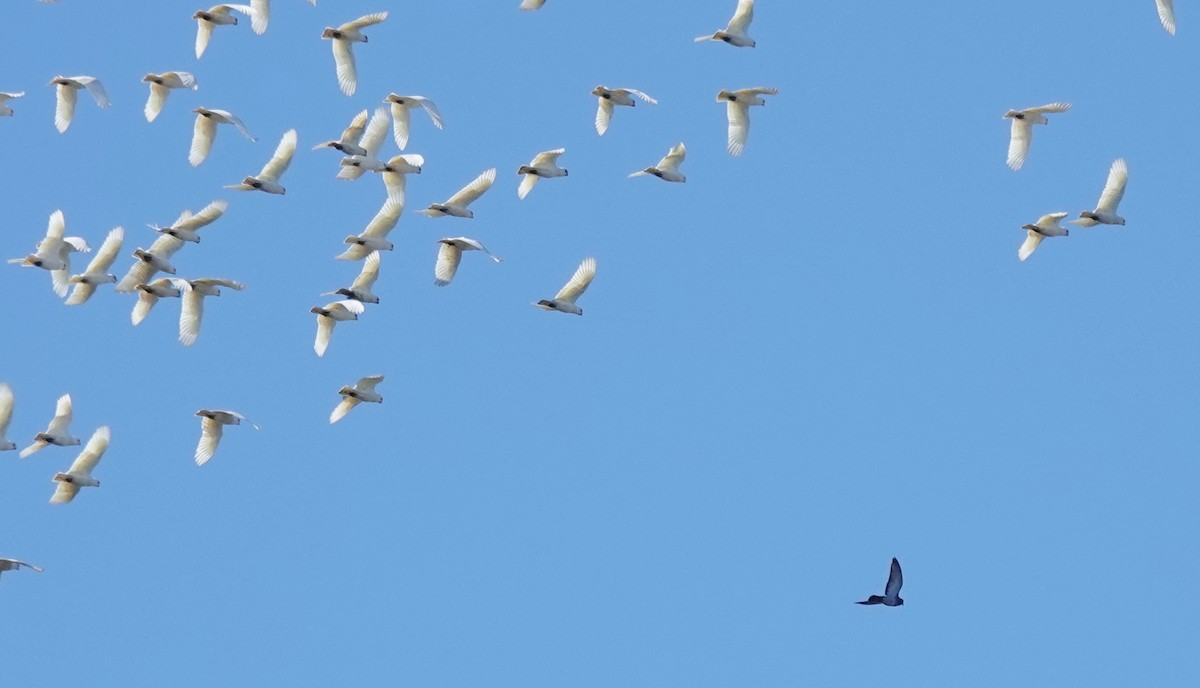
132,278,191,326
226,128,297,194
0,558,44,579
190,107,255,167
50,75,109,133
310,300,365,357
9,210,91,298
336,107,389,180
1071,158,1128,227
322,13,388,96
65,227,124,306
1018,212,1069,262
194,410,257,466
718,87,778,156
534,257,595,315
180,278,245,347
50,426,109,504
1003,102,1070,171
337,199,403,261
630,142,686,182
115,219,192,293
151,199,228,244
857,558,904,606
381,153,424,206
313,109,369,156
194,4,257,59
517,148,567,199
434,237,502,286
695,0,756,47
143,71,197,122
20,393,79,459
420,168,496,218
592,86,656,136
324,250,382,303
330,375,384,423
384,94,443,150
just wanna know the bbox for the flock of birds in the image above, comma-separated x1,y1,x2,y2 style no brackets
0,0,1179,604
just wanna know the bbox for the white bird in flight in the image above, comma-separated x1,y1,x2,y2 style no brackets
380,153,424,206
434,238,502,287
0,383,15,452
194,5,259,59
142,72,197,123
189,107,255,167
420,168,496,218
1003,102,1070,171
226,128,297,194
194,410,258,466
0,92,26,118
180,278,245,347
534,257,596,315
310,300,365,357
1157,0,1176,34
0,558,44,580
1018,212,1069,262
330,375,384,424
337,199,403,261
630,142,686,182
383,94,443,150
131,278,192,326
518,148,568,200
324,250,382,303
337,107,390,180
50,75,109,133
718,87,778,157
151,199,228,244
1071,158,1128,227
65,226,124,306
313,109,369,156
9,210,91,298
592,86,656,136
116,202,222,293
20,393,79,459
50,426,109,505
323,12,388,96
695,0,756,47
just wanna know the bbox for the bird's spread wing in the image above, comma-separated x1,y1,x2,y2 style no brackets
554,257,596,303
446,168,496,208
340,12,388,31
1006,118,1033,171
434,242,462,286
222,111,256,140
249,0,269,34
1024,102,1072,116
351,251,381,291
50,480,80,505
1096,158,1128,214
726,101,751,157
389,101,412,149
45,210,66,240
885,558,903,599
67,426,110,476
519,0,547,9
195,417,224,465
363,199,403,238
359,107,389,156
329,397,360,423
1158,0,1177,35
625,89,657,104
145,83,170,122
1018,230,1043,262
179,290,208,347
178,200,228,232
332,37,358,96
517,173,539,200
84,226,124,273
46,393,73,437
416,97,445,129
0,383,13,438
595,99,614,135
314,315,335,356
258,129,297,181
660,142,686,170
75,77,109,108
356,375,384,393
530,148,564,167
340,109,369,145
54,84,77,133
190,114,217,166
1036,212,1069,228
728,0,754,34
195,16,215,58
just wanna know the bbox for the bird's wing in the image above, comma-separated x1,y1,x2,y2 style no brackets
314,316,335,356
117,261,156,294
46,393,73,436
54,84,77,133
554,257,596,303
382,163,409,205
179,290,205,347
177,199,228,232
1036,212,1069,228
221,111,256,140
74,77,109,108
258,129,297,182
189,113,217,167
1018,230,1043,262
414,97,445,129
249,0,269,34
595,98,614,136
519,0,547,9
329,396,360,423
131,290,160,325
0,383,13,438
0,92,25,103
660,142,686,171
49,480,80,505
359,106,389,156
434,242,462,286
145,83,169,122
148,232,186,259
1024,102,1072,116
625,89,657,104
44,210,66,241
351,251,381,291
1095,158,1128,214
446,168,497,207
340,12,388,31
340,109,369,145
85,226,124,273
728,0,754,33
332,37,358,96
726,101,751,157
195,17,215,58
1006,118,1033,171
530,148,565,167
362,199,404,238
171,72,199,89
517,173,539,200
356,375,384,392
195,417,224,465
67,426,109,476
1158,0,1177,34
389,101,412,149
885,558,903,599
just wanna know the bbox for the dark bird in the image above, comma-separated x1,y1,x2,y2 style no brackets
856,557,904,606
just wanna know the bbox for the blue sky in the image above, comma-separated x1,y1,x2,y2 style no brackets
2,1,1198,685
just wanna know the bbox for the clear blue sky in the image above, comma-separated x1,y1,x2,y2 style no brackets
2,1,1198,685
